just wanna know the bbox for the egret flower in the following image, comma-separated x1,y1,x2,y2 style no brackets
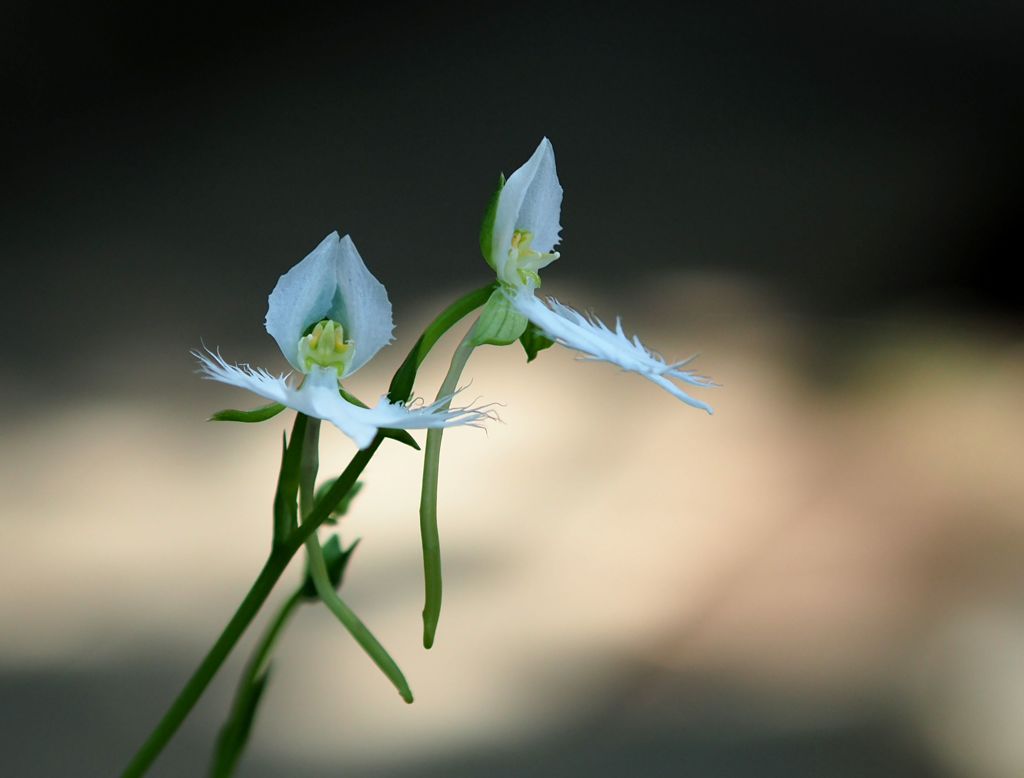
195,232,494,448
481,138,715,413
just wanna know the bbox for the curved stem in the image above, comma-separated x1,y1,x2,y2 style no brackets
304,533,414,702
419,328,478,648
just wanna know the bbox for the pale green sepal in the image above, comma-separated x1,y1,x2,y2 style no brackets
209,402,286,423
470,288,528,347
519,322,555,362
479,173,505,270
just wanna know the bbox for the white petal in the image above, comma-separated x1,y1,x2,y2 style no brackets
264,232,394,376
194,350,495,449
265,232,343,371
510,291,715,414
492,138,563,280
263,232,341,371
330,235,394,377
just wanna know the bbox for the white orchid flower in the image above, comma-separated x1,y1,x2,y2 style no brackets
482,138,715,413
196,232,493,448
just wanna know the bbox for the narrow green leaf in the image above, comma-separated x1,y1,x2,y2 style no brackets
211,666,272,777
210,588,304,778
330,537,361,589
381,428,420,449
479,173,506,270
210,402,286,423
388,283,495,403
519,322,555,362
301,534,361,599
313,479,363,525
271,435,290,542
272,414,307,545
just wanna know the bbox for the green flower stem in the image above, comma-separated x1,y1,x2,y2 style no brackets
299,417,321,521
210,587,303,778
420,327,479,649
124,283,492,777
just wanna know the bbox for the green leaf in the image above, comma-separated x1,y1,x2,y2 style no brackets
338,388,420,450
519,322,555,362
301,534,361,599
272,414,308,545
470,288,528,347
479,173,505,270
211,666,272,777
313,480,363,525
210,402,286,423
381,428,420,449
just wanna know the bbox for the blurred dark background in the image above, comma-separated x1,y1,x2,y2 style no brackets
2,3,1023,777
3,1,1021,399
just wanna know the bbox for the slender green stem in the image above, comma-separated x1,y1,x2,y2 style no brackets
210,588,303,778
299,418,321,521
420,328,479,648
122,549,292,778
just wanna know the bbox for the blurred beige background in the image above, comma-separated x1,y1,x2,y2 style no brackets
2,277,1022,776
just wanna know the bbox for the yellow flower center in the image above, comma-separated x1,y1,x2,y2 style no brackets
506,229,559,288
297,320,352,375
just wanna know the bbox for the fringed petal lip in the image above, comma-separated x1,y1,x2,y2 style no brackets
194,349,498,449
509,290,715,413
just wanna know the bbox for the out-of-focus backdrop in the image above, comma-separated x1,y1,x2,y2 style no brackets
2,3,1022,776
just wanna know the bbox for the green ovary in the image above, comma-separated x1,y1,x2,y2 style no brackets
504,230,559,288
297,320,352,375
